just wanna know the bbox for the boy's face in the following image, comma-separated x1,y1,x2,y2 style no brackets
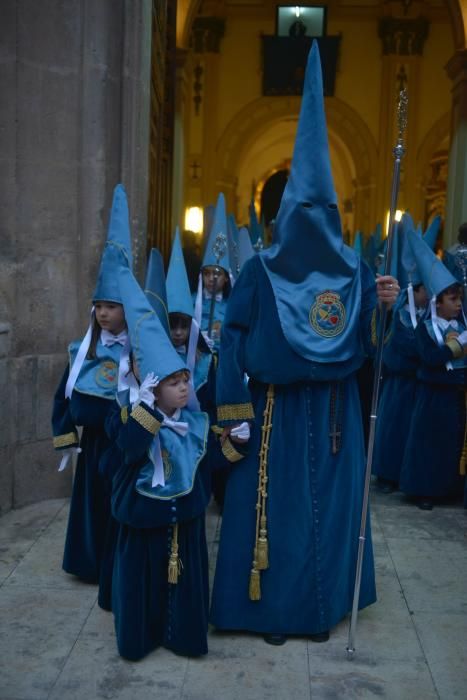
155,374,189,413
202,266,227,294
436,291,463,320
413,285,428,309
95,302,126,334
170,313,191,348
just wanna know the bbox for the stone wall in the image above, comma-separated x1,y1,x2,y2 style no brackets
0,0,152,513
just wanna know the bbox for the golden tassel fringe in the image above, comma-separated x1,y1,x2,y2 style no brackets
256,515,269,569
249,566,261,601
168,524,183,584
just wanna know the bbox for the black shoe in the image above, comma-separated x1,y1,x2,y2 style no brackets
417,499,433,511
264,633,287,646
310,630,330,643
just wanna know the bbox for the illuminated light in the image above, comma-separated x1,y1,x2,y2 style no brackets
295,6,300,18
385,209,403,235
184,206,203,234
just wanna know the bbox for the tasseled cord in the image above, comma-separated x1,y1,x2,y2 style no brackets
249,384,275,601
168,523,183,584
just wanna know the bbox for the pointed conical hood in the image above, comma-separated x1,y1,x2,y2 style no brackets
407,229,457,298
202,193,230,274
144,248,170,335
93,184,133,302
423,215,442,251
166,228,194,318
227,214,240,279
399,213,422,288
260,41,360,363
119,263,186,382
237,226,255,272
353,231,364,256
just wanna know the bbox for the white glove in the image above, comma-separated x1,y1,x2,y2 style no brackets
456,330,467,346
134,372,159,409
58,447,82,472
230,422,250,441
201,330,215,350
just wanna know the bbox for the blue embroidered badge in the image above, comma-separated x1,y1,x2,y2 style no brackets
309,291,346,337
95,360,118,388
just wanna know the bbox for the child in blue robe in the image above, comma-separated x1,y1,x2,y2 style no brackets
108,260,248,661
373,283,428,492
399,281,466,509
52,185,131,583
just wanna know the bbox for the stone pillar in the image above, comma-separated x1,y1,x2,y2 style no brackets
444,49,467,247
0,0,152,513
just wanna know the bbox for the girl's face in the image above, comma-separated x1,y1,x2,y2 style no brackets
436,292,463,321
170,314,191,348
155,373,190,415
94,302,126,334
202,266,227,294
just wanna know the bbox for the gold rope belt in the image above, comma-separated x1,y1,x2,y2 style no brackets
249,384,275,601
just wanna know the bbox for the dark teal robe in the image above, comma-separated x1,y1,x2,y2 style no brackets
210,254,377,635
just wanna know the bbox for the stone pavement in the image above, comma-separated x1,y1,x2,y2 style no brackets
0,488,466,700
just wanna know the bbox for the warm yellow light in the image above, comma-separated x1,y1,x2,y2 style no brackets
184,206,203,234
385,209,403,235
295,6,301,18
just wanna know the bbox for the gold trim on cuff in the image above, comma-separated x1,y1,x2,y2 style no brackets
217,402,254,423
130,404,161,434
53,432,78,449
210,425,223,435
446,338,464,359
222,438,245,463
120,406,128,424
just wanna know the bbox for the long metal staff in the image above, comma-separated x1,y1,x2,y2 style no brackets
347,88,408,660
207,232,227,338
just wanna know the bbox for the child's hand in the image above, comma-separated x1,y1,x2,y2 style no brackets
221,423,250,445
136,372,160,408
457,330,467,346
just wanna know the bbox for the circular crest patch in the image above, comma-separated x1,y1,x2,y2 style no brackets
309,291,346,337
95,360,118,388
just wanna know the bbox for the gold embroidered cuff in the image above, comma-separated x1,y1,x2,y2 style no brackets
120,406,128,424
53,431,79,449
217,402,254,423
130,405,161,434
210,425,223,435
446,338,463,359
222,437,245,463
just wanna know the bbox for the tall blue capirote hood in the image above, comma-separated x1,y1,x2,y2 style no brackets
260,41,360,363
166,228,194,318
407,229,457,298
144,248,170,335
93,184,133,302
202,193,230,274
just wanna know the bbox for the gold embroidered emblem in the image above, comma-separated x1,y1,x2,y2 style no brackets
310,291,346,338
161,449,172,480
95,360,118,388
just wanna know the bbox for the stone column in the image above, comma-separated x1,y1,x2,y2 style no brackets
444,49,467,247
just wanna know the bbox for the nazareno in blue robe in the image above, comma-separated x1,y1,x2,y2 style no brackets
373,304,420,485
106,396,247,660
51,339,122,583
399,319,466,501
210,254,378,636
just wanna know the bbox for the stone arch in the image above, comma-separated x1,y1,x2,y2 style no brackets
215,95,378,233
444,0,466,49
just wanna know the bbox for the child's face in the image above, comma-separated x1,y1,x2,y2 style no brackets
95,302,126,334
413,285,428,309
202,266,227,295
170,314,191,348
436,291,463,320
155,373,190,414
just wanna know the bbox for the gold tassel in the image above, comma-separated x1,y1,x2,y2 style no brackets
249,565,261,601
249,385,274,600
168,524,183,584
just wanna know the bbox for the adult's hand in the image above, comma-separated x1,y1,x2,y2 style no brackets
376,274,400,309
221,423,249,445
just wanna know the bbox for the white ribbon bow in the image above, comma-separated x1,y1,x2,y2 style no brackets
149,410,189,488
101,329,128,347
